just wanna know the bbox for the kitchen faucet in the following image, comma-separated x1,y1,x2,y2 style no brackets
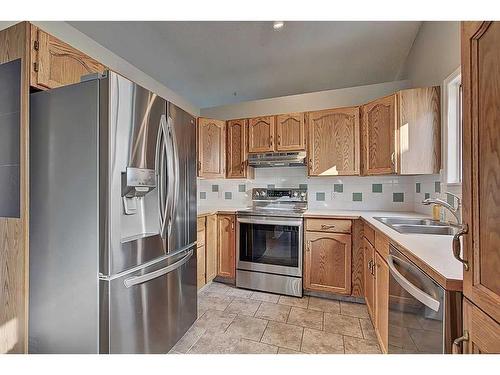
422,193,462,225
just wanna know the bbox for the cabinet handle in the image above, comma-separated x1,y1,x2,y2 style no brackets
277,135,281,146
452,224,469,271
231,220,234,230
368,260,373,272
321,224,335,230
371,261,376,276
270,135,274,147
391,152,395,166
306,241,311,252
452,331,469,354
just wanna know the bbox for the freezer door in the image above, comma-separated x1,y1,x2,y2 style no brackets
100,244,197,354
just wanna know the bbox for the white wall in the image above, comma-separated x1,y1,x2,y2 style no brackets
400,21,461,87
0,21,199,116
200,80,411,119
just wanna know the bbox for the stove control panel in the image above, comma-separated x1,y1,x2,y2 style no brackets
252,188,307,202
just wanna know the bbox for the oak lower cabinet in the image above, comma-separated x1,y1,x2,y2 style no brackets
307,106,360,176
197,118,226,178
226,119,252,179
275,113,306,151
361,88,440,176
304,230,352,295
374,252,389,353
363,237,376,321
216,214,236,280
197,214,218,289
461,298,500,354
205,214,218,282
248,116,275,152
30,24,106,90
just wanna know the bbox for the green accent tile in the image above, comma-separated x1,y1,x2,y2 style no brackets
333,184,343,193
434,181,441,193
299,184,308,190
316,192,325,201
267,184,275,189
352,192,362,202
416,183,421,193
447,193,456,207
372,184,383,193
238,184,246,192
393,192,404,202
425,192,430,200
199,192,207,199
224,192,232,200
211,184,219,192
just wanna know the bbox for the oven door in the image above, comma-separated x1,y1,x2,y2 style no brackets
237,215,303,277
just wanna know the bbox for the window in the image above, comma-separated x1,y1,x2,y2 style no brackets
444,68,462,185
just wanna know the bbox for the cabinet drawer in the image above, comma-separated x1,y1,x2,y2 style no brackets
375,231,389,260
363,222,375,246
306,218,352,233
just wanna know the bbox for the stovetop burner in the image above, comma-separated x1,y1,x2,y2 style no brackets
238,187,308,217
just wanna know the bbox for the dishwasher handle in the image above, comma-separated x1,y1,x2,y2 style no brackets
387,254,441,312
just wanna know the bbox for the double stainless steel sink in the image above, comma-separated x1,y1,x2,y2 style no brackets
374,216,460,235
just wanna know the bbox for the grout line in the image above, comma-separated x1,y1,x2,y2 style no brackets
299,325,305,353
258,319,270,343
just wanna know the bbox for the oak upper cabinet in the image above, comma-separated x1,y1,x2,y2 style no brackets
375,252,389,353
307,107,360,176
197,118,226,178
275,113,306,151
217,214,236,280
363,237,376,321
304,231,352,295
461,298,500,354
361,94,397,175
248,116,275,152
397,87,440,174
361,89,441,176
226,119,251,179
461,22,500,325
30,25,106,90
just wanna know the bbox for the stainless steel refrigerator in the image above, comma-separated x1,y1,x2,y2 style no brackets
29,72,197,354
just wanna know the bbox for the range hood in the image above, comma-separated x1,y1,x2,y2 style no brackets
248,151,307,168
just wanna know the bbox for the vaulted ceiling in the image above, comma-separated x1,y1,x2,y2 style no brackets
69,21,422,109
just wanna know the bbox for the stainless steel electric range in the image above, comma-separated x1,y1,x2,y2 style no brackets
236,188,307,297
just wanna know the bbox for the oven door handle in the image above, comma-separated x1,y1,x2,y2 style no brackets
237,217,302,227
387,255,441,312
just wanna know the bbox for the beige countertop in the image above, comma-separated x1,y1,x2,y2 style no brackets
305,209,463,291
197,207,463,291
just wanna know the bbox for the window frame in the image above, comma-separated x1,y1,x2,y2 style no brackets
442,67,462,186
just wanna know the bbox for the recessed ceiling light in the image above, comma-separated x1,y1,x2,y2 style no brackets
273,21,284,30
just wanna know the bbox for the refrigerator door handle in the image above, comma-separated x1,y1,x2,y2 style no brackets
387,254,441,312
123,248,194,288
165,115,179,240
157,114,171,239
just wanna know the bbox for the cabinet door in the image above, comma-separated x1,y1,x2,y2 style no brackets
461,298,500,354
248,116,275,152
217,214,235,279
276,113,305,151
363,238,376,322
361,94,397,175
462,21,500,324
398,87,441,174
30,25,105,90
304,232,352,295
226,119,248,178
307,107,360,176
197,245,206,289
205,214,218,282
197,118,226,178
375,252,389,353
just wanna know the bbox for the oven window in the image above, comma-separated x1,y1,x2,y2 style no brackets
239,223,299,267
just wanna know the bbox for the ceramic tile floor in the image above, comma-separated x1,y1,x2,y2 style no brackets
169,282,381,354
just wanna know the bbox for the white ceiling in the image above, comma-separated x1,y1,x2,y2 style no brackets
69,21,422,109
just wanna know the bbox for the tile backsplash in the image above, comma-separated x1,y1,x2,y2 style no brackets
198,167,434,212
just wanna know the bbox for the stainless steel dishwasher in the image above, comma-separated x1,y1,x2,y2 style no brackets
387,245,461,353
